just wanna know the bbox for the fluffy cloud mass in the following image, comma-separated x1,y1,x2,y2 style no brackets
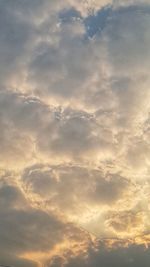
0,0,150,266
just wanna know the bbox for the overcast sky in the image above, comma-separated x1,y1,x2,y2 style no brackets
0,0,150,266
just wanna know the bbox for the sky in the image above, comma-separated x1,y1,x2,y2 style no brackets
0,0,150,266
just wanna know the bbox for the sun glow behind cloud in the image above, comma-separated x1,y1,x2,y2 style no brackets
0,0,150,266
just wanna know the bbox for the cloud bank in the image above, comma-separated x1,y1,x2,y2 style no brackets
0,0,150,266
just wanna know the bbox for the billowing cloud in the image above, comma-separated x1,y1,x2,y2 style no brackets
46,241,150,267
0,0,150,266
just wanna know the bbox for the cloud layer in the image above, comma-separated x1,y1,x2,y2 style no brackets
0,0,150,266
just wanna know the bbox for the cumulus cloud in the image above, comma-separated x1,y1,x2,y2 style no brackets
22,164,132,209
0,0,150,266
46,241,150,267
0,178,92,267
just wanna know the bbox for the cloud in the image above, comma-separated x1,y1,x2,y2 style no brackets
0,178,92,267
22,164,130,205
106,210,145,236
0,89,117,166
21,164,135,238
0,0,150,266
46,241,150,267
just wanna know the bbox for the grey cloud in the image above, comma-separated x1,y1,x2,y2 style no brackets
0,0,68,89
22,165,132,215
105,4,150,75
0,183,28,211
47,241,150,267
28,26,95,99
0,180,90,267
0,0,35,87
0,252,37,267
0,90,115,162
88,173,130,205
0,1,150,266
106,210,144,233
0,184,64,253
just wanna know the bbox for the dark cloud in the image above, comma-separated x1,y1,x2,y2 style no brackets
0,184,28,211
0,184,64,252
76,245,150,267
46,241,150,267
0,180,92,267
